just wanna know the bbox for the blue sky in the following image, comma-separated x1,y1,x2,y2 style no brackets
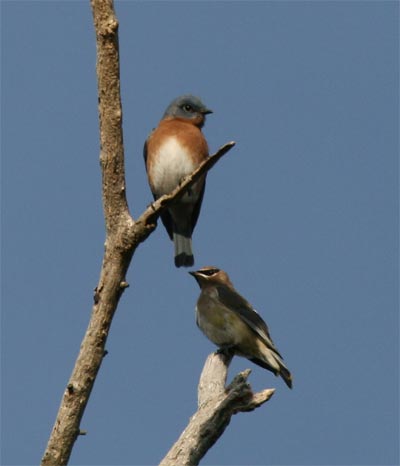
2,1,398,465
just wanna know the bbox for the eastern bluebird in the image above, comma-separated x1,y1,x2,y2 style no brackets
189,266,293,388
144,95,212,267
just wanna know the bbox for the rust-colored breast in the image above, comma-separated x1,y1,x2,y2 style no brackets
146,118,209,196
147,119,208,168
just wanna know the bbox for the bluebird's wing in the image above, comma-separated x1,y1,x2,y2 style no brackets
215,285,283,358
189,179,206,234
143,138,149,165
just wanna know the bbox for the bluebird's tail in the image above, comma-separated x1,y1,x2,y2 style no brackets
173,232,194,267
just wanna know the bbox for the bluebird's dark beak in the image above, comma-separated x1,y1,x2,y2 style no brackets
202,108,213,115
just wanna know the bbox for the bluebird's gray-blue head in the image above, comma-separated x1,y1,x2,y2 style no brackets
163,95,212,127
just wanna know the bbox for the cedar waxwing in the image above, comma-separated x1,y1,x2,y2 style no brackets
189,266,293,388
144,95,212,267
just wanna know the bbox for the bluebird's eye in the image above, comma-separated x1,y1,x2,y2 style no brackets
183,104,194,112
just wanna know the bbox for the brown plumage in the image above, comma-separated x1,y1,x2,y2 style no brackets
190,266,293,388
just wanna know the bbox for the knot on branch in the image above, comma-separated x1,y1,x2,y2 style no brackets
225,369,253,405
98,17,119,37
224,369,275,413
130,217,157,246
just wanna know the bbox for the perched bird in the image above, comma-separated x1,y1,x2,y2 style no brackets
189,266,293,388
144,95,212,267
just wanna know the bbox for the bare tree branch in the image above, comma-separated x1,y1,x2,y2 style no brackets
40,1,234,465
90,0,129,233
160,352,275,466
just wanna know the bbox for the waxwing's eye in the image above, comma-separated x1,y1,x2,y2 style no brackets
183,104,194,112
200,268,219,276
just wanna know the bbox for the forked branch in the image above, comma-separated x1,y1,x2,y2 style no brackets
160,352,275,466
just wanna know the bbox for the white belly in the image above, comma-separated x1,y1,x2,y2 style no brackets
151,137,197,196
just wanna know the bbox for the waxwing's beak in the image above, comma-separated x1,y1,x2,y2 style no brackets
189,270,202,287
